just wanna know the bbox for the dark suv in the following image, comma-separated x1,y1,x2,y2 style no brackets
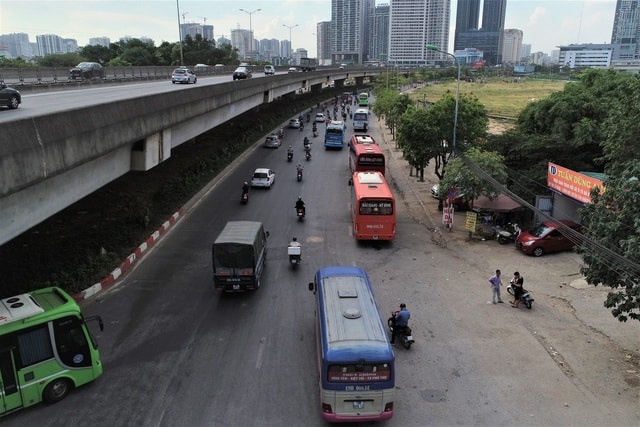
70,62,104,80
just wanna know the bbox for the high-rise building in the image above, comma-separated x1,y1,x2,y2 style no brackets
610,0,640,59
369,3,390,63
389,0,450,66
502,28,523,64
317,21,332,66
231,28,252,60
280,39,292,60
0,33,33,58
36,34,64,56
454,0,507,65
331,0,375,64
202,25,214,41
89,37,111,47
520,43,532,60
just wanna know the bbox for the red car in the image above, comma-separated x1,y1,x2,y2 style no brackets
515,219,581,257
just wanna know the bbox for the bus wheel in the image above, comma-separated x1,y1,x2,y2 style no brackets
43,378,72,403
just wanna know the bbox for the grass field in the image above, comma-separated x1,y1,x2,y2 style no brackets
410,77,567,120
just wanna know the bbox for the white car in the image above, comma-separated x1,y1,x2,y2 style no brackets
287,67,298,73
264,65,275,75
315,113,326,123
250,168,275,188
288,118,301,129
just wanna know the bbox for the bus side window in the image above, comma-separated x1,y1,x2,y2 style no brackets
16,326,54,368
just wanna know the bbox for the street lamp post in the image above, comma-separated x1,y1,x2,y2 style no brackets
239,8,261,61
176,0,184,66
282,24,298,65
426,44,460,155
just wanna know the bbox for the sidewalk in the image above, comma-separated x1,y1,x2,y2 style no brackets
375,116,639,355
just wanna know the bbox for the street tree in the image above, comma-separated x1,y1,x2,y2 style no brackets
578,161,640,322
397,105,438,181
426,92,488,181
438,146,507,207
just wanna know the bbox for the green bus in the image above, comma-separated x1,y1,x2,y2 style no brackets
0,287,103,416
358,92,369,107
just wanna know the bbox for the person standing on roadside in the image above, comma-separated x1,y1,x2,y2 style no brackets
488,269,503,304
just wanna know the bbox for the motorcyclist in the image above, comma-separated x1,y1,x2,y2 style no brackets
303,136,310,146
287,145,294,156
306,113,311,122
312,122,317,132
288,236,302,249
390,303,410,345
510,272,524,308
296,163,304,174
295,196,306,214
242,181,249,194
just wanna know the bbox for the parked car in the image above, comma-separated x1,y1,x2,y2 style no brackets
431,184,469,210
264,134,281,148
264,65,275,75
515,219,581,257
288,118,301,129
171,68,197,84
233,67,252,80
315,113,326,123
0,83,21,109
69,62,104,80
287,67,298,73
250,168,275,188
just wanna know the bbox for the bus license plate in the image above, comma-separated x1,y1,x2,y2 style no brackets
233,284,240,290
353,401,365,409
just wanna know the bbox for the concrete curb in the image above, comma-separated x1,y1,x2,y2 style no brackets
72,209,183,302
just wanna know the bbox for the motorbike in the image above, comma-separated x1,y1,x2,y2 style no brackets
240,191,249,204
387,312,415,349
287,151,293,162
507,283,534,309
305,151,311,161
498,223,521,244
297,169,303,182
287,244,302,270
296,207,305,221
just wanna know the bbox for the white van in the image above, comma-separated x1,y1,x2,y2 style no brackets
264,65,275,75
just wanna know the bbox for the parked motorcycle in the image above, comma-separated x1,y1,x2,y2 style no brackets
507,283,534,309
287,242,302,270
387,312,415,349
498,223,521,244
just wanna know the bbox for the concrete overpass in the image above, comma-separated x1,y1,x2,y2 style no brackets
0,69,381,245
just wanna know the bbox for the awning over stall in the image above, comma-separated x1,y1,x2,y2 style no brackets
473,194,522,212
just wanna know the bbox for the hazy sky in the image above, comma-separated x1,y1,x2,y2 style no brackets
0,0,617,57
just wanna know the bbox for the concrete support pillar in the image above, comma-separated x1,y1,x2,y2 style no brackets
355,76,365,86
131,128,172,171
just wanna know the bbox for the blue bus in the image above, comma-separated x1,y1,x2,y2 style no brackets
308,266,395,422
324,120,345,149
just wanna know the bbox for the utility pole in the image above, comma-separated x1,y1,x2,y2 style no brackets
239,8,261,61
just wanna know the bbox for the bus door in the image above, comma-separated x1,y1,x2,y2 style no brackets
0,348,22,414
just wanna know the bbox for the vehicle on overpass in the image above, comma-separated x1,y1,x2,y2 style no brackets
69,62,104,80
171,68,197,84
299,57,317,72
0,83,21,109
233,66,252,80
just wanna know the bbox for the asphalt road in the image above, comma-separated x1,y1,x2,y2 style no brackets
4,109,638,426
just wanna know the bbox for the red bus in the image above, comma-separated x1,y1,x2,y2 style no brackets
349,134,377,148
349,142,386,175
349,171,396,240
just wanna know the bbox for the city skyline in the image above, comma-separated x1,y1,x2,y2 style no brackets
0,0,618,58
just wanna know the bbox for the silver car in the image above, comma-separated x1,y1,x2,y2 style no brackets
171,68,197,84
250,168,275,188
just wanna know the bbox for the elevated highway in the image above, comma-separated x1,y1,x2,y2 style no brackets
0,68,381,245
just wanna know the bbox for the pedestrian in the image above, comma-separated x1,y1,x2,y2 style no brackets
510,271,524,308
488,269,503,304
